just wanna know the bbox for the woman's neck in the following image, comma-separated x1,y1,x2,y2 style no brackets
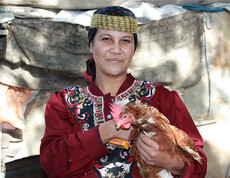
95,74,127,96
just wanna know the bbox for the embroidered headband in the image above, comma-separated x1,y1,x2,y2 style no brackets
90,14,138,33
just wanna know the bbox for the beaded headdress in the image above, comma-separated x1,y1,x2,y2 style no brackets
88,6,138,40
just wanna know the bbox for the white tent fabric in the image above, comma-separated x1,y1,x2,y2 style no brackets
52,2,187,26
210,3,230,10
52,2,230,26
0,13,15,23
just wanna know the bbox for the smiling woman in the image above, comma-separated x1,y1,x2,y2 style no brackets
89,30,135,96
40,6,207,178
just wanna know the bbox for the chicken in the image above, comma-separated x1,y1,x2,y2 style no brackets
110,102,202,178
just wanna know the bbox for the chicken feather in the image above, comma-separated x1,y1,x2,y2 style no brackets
110,102,202,178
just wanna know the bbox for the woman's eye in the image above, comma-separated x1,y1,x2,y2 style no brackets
102,37,111,41
122,39,132,43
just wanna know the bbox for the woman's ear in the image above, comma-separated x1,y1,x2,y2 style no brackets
89,42,93,53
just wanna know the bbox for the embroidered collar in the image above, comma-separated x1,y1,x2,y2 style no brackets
87,74,135,96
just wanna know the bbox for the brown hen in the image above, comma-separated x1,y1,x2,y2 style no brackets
110,102,202,178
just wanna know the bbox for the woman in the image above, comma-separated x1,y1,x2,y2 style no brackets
40,6,207,177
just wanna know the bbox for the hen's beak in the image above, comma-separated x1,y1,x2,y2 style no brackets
116,123,122,129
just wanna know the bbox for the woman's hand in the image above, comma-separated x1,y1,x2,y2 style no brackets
98,119,133,144
136,132,185,176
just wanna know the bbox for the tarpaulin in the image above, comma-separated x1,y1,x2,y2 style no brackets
182,3,230,12
182,5,226,12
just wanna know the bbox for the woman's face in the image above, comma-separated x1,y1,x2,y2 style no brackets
90,29,135,79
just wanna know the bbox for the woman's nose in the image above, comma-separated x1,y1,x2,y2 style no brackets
111,41,121,54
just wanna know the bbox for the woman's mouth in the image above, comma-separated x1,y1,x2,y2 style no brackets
108,58,122,63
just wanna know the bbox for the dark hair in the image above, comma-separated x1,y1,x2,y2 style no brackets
88,28,138,51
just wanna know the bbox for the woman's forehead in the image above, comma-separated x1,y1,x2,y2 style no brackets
96,29,134,38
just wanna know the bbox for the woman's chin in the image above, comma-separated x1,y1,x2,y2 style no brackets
106,70,127,78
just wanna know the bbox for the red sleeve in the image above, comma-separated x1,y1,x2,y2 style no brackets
40,92,109,177
150,85,207,178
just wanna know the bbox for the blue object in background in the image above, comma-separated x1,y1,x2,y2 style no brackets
182,5,226,12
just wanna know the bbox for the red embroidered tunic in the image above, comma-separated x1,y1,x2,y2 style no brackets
40,74,207,178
